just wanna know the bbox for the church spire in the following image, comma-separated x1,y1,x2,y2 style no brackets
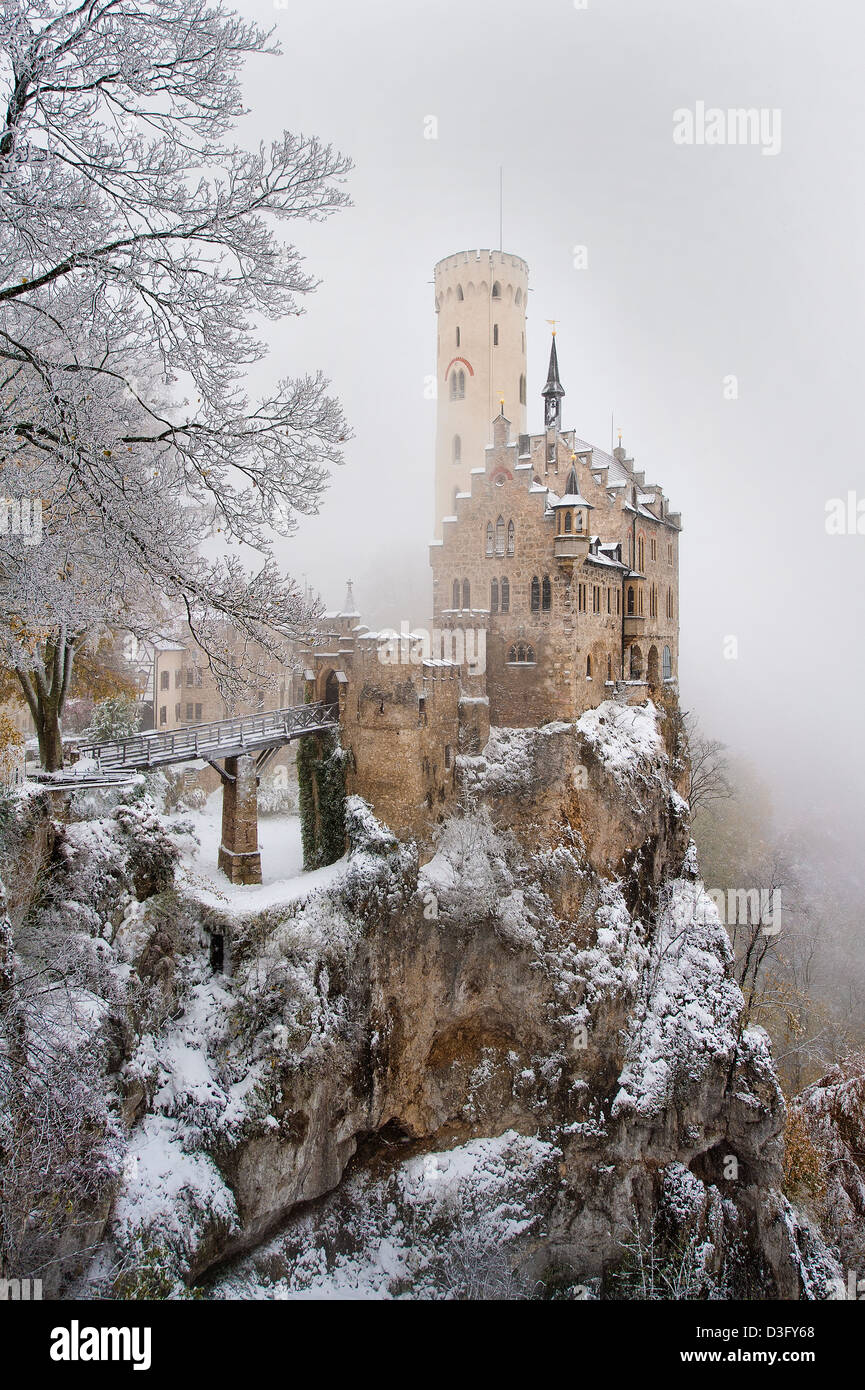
542,331,565,430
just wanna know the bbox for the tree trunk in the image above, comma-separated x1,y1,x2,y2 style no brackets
15,631,79,772
37,706,64,772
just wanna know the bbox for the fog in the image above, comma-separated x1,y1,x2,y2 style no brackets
233,0,865,844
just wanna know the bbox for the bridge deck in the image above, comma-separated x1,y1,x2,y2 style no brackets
79,702,338,771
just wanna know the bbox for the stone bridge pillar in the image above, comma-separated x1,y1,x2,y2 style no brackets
217,754,262,885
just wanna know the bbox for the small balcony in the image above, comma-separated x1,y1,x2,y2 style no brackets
554,534,590,562
623,614,645,638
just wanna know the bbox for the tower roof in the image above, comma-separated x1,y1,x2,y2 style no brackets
551,460,592,509
541,335,565,402
339,579,359,618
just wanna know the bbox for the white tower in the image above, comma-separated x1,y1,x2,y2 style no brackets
433,249,529,535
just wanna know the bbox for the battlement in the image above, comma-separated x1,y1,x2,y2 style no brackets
434,248,530,280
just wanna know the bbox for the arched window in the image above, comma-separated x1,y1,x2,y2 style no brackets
452,579,460,609
456,284,464,301
495,515,505,556
450,369,465,401
564,510,572,533
486,522,494,556
490,578,499,613
650,584,657,618
638,536,645,571
627,586,635,616
607,654,613,682
663,645,672,681
453,434,461,464
530,576,540,612
525,645,535,663
519,374,526,405
515,288,522,306
507,520,515,555
462,578,470,610
630,645,643,679
508,645,517,663
575,511,584,532
586,655,592,678
517,644,526,662
492,280,501,299
542,575,552,611
501,577,510,613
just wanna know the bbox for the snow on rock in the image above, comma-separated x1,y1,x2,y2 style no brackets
612,878,741,1121
112,1113,240,1276
458,721,574,799
576,699,665,780
207,1130,560,1301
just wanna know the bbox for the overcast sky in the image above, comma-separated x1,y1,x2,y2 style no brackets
233,0,865,837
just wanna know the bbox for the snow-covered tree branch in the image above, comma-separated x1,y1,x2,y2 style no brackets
0,0,352,766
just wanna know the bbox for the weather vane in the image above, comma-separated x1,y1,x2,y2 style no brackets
546,318,558,336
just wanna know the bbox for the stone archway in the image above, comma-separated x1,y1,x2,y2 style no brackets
324,669,339,709
629,644,644,680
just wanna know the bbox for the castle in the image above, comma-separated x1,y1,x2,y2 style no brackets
303,248,682,849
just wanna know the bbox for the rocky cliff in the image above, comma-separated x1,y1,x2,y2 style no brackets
0,700,840,1299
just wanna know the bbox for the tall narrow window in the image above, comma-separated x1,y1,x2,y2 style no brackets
493,323,499,345
530,576,540,612
456,326,460,347
564,510,572,533
491,578,499,613
456,284,464,301
462,578,470,611
452,579,460,609
501,577,510,613
492,281,501,299
453,434,461,464
627,586,635,616
542,575,552,612
586,655,592,678
495,515,505,556
507,520,515,555
486,522,494,556
663,645,672,680
519,374,526,405
607,654,613,682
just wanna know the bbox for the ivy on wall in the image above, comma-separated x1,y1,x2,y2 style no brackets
297,730,349,869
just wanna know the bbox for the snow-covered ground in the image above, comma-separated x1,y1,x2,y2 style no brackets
176,792,346,913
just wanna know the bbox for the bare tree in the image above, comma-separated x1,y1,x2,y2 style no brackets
682,711,733,815
0,0,352,766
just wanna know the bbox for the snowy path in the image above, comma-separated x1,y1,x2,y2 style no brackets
177,793,346,913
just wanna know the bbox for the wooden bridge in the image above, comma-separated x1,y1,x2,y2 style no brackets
79,702,339,885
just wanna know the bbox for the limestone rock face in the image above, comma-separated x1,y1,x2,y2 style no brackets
6,702,836,1297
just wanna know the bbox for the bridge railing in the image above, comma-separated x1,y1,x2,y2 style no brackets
79,702,339,769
